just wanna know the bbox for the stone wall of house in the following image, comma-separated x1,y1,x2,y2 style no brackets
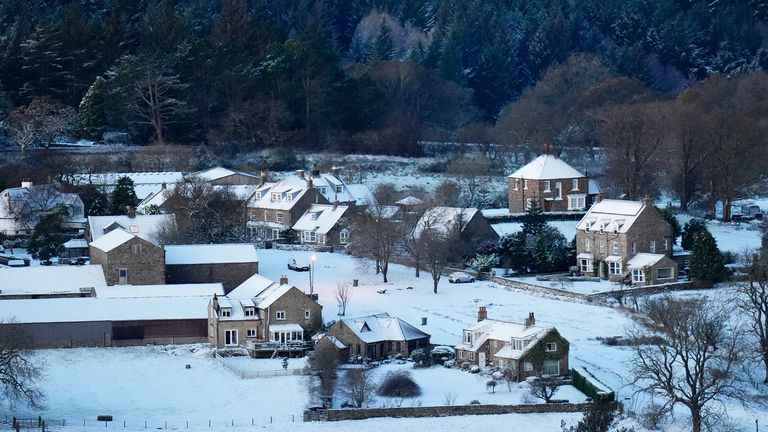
508,177,589,213
208,173,262,186
463,213,500,244
211,317,263,347
267,287,323,335
325,321,367,360
307,401,601,422
90,237,165,285
247,189,329,238
166,262,258,294
517,331,570,381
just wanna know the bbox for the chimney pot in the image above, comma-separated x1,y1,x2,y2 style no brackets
259,171,268,186
477,306,488,322
596,192,605,203
311,166,321,177
333,195,339,210
127,207,136,218
306,175,313,188
296,169,304,178
279,275,288,285
331,167,341,177
642,194,653,207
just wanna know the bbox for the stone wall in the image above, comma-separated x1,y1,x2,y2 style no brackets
90,236,165,285
508,177,589,213
166,262,258,293
306,401,601,422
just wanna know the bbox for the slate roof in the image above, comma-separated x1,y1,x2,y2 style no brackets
508,154,585,180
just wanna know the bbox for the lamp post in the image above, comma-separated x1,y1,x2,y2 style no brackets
310,255,317,295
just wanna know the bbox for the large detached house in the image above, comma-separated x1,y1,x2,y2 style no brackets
321,313,430,361
292,202,350,247
0,181,85,235
455,307,569,381
89,229,166,286
207,274,323,353
507,154,600,213
575,197,677,286
413,207,499,245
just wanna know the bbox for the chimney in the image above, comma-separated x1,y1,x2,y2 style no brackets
127,207,136,218
477,306,488,322
279,274,288,285
212,293,220,312
596,192,605,203
642,193,653,207
21,179,33,189
311,166,321,177
259,171,268,186
161,181,167,190
525,312,535,327
306,175,313,188
331,166,341,177
296,169,305,178
333,195,339,210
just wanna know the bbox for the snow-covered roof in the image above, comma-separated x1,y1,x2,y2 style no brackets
626,253,666,270
0,296,209,324
346,184,376,206
413,207,480,238
455,318,555,358
341,313,429,344
395,196,423,206
63,239,88,249
269,323,303,332
0,265,106,295
88,229,136,252
164,244,259,265
0,184,83,219
575,199,646,234
292,204,349,234
187,167,259,182
588,179,602,195
88,214,173,243
247,184,314,211
508,154,585,180
227,273,277,300
94,283,224,299
67,172,183,200
246,171,375,210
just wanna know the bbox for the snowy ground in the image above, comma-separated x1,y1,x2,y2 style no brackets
508,275,621,295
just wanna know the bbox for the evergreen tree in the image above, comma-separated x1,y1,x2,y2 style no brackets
110,176,138,215
689,230,726,284
78,77,107,138
521,198,546,236
658,207,681,245
370,21,394,62
27,207,66,260
681,218,707,250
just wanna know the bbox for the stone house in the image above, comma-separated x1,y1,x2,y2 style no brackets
207,274,323,351
87,213,174,243
575,197,677,285
164,244,259,294
0,181,85,236
187,166,263,186
454,307,570,381
89,229,165,285
291,202,350,247
413,207,499,246
625,253,679,286
507,154,601,213
321,313,431,361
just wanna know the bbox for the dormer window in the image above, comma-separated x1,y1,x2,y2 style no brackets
255,192,261,200
129,225,138,233
585,223,590,233
318,186,327,195
244,307,255,317
271,193,280,202
310,212,319,220
464,331,473,345
220,308,232,318
285,194,293,203
336,185,342,193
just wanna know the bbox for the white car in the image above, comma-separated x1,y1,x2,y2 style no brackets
448,272,475,283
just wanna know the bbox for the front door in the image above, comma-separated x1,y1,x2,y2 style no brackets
118,268,128,284
478,351,486,368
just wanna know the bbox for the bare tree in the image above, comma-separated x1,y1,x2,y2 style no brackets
310,340,339,407
737,251,768,383
340,368,376,408
2,97,76,151
628,296,749,432
415,208,467,293
346,204,403,282
528,377,560,403
335,281,351,316
0,320,44,409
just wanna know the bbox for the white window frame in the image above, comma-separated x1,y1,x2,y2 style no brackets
285,194,293,203
584,238,590,252
276,212,283,223
555,182,562,199
468,352,475,361
243,308,255,317
224,329,238,346
118,268,128,285
318,186,326,195
543,180,551,192
464,331,472,345
271,193,280,202
276,311,286,320
340,230,349,244
220,308,231,318
632,269,645,283
631,242,637,254
580,259,591,273
545,342,557,352
612,241,619,255
246,328,256,337
523,361,533,372
542,360,559,376
657,267,674,280
568,195,585,210
649,240,656,253
336,185,342,193
254,192,261,200
524,179,528,190
271,228,280,240
663,239,669,251
303,230,317,243
514,179,520,190
572,178,579,191
304,309,311,319
599,241,604,253
608,261,622,275
512,338,524,351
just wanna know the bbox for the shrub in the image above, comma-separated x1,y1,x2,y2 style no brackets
377,370,422,398
410,349,430,368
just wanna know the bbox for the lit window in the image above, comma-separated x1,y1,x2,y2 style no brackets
276,311,286,320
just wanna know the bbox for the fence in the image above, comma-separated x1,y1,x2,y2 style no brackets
1,414,303,430
215,352,311,379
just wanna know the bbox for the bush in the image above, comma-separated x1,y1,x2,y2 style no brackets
376,370,422,398
410,349,430,368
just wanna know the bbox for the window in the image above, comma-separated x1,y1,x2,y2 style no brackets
271,229,280,240
271,193,280,202
525,198,534,210
649,241,656,253
464,332,473,345
555,182,562,199
599,241,604,253
264,210,268,221
524,179,528,190
246,329,256,337
657,267,674,280
512,338,524,351
396,342,401,351
303,231,317,243
568,195,585,210
249,210,258,221
632,269,645,283
572,179,579,191
542,360,559,375
276,212,283,223
631,242,637,254
543,180,551,192
129,225,138,233
285,194,293,203
224,329,238,346
340,230,349,244
514,179,520,190
244,308,255,317
276,311,286,320
304,309,311,319
318,186,327,195
523,361,533,372
254,192,261,200
130,243,142,255
458,351,463,360
220,308,231,318
468,352,475,361
612,241,619,255
118,268,128,284
336,185,342,193
608,261,622,275
663,239,669,251
585,238,591,252
580,259,591,273
545,342,557,352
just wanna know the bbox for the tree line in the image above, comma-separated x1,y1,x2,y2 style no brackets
0,0,765,156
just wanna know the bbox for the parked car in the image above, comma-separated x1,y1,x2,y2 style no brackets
448,272,475,283
287,259,310,272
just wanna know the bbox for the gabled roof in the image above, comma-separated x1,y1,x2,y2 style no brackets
226,273,276,300
164,244,259,265
0,265,106,295
341,313,429,343
455,318,558,359
626,253,667,270
89,229,136,252
0,184,82,218
292,204,349,234
247,184,316,211
508,154,585,180
66,172,183,200
395,196,423,206
575,199,646,234
246,171,375,209
188,166,260,182
88,214,174,244
413,207,480,238
94,283,224,299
